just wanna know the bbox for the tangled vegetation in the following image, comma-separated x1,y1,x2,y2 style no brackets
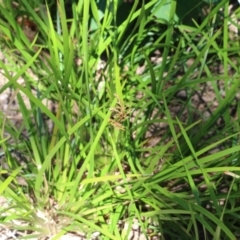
0,0,240,239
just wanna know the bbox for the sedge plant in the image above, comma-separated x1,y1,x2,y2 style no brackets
0,0,240,239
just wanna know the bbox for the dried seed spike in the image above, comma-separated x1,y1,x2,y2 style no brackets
16,16,38,42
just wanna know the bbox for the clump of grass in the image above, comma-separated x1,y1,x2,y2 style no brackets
0,0,240,239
